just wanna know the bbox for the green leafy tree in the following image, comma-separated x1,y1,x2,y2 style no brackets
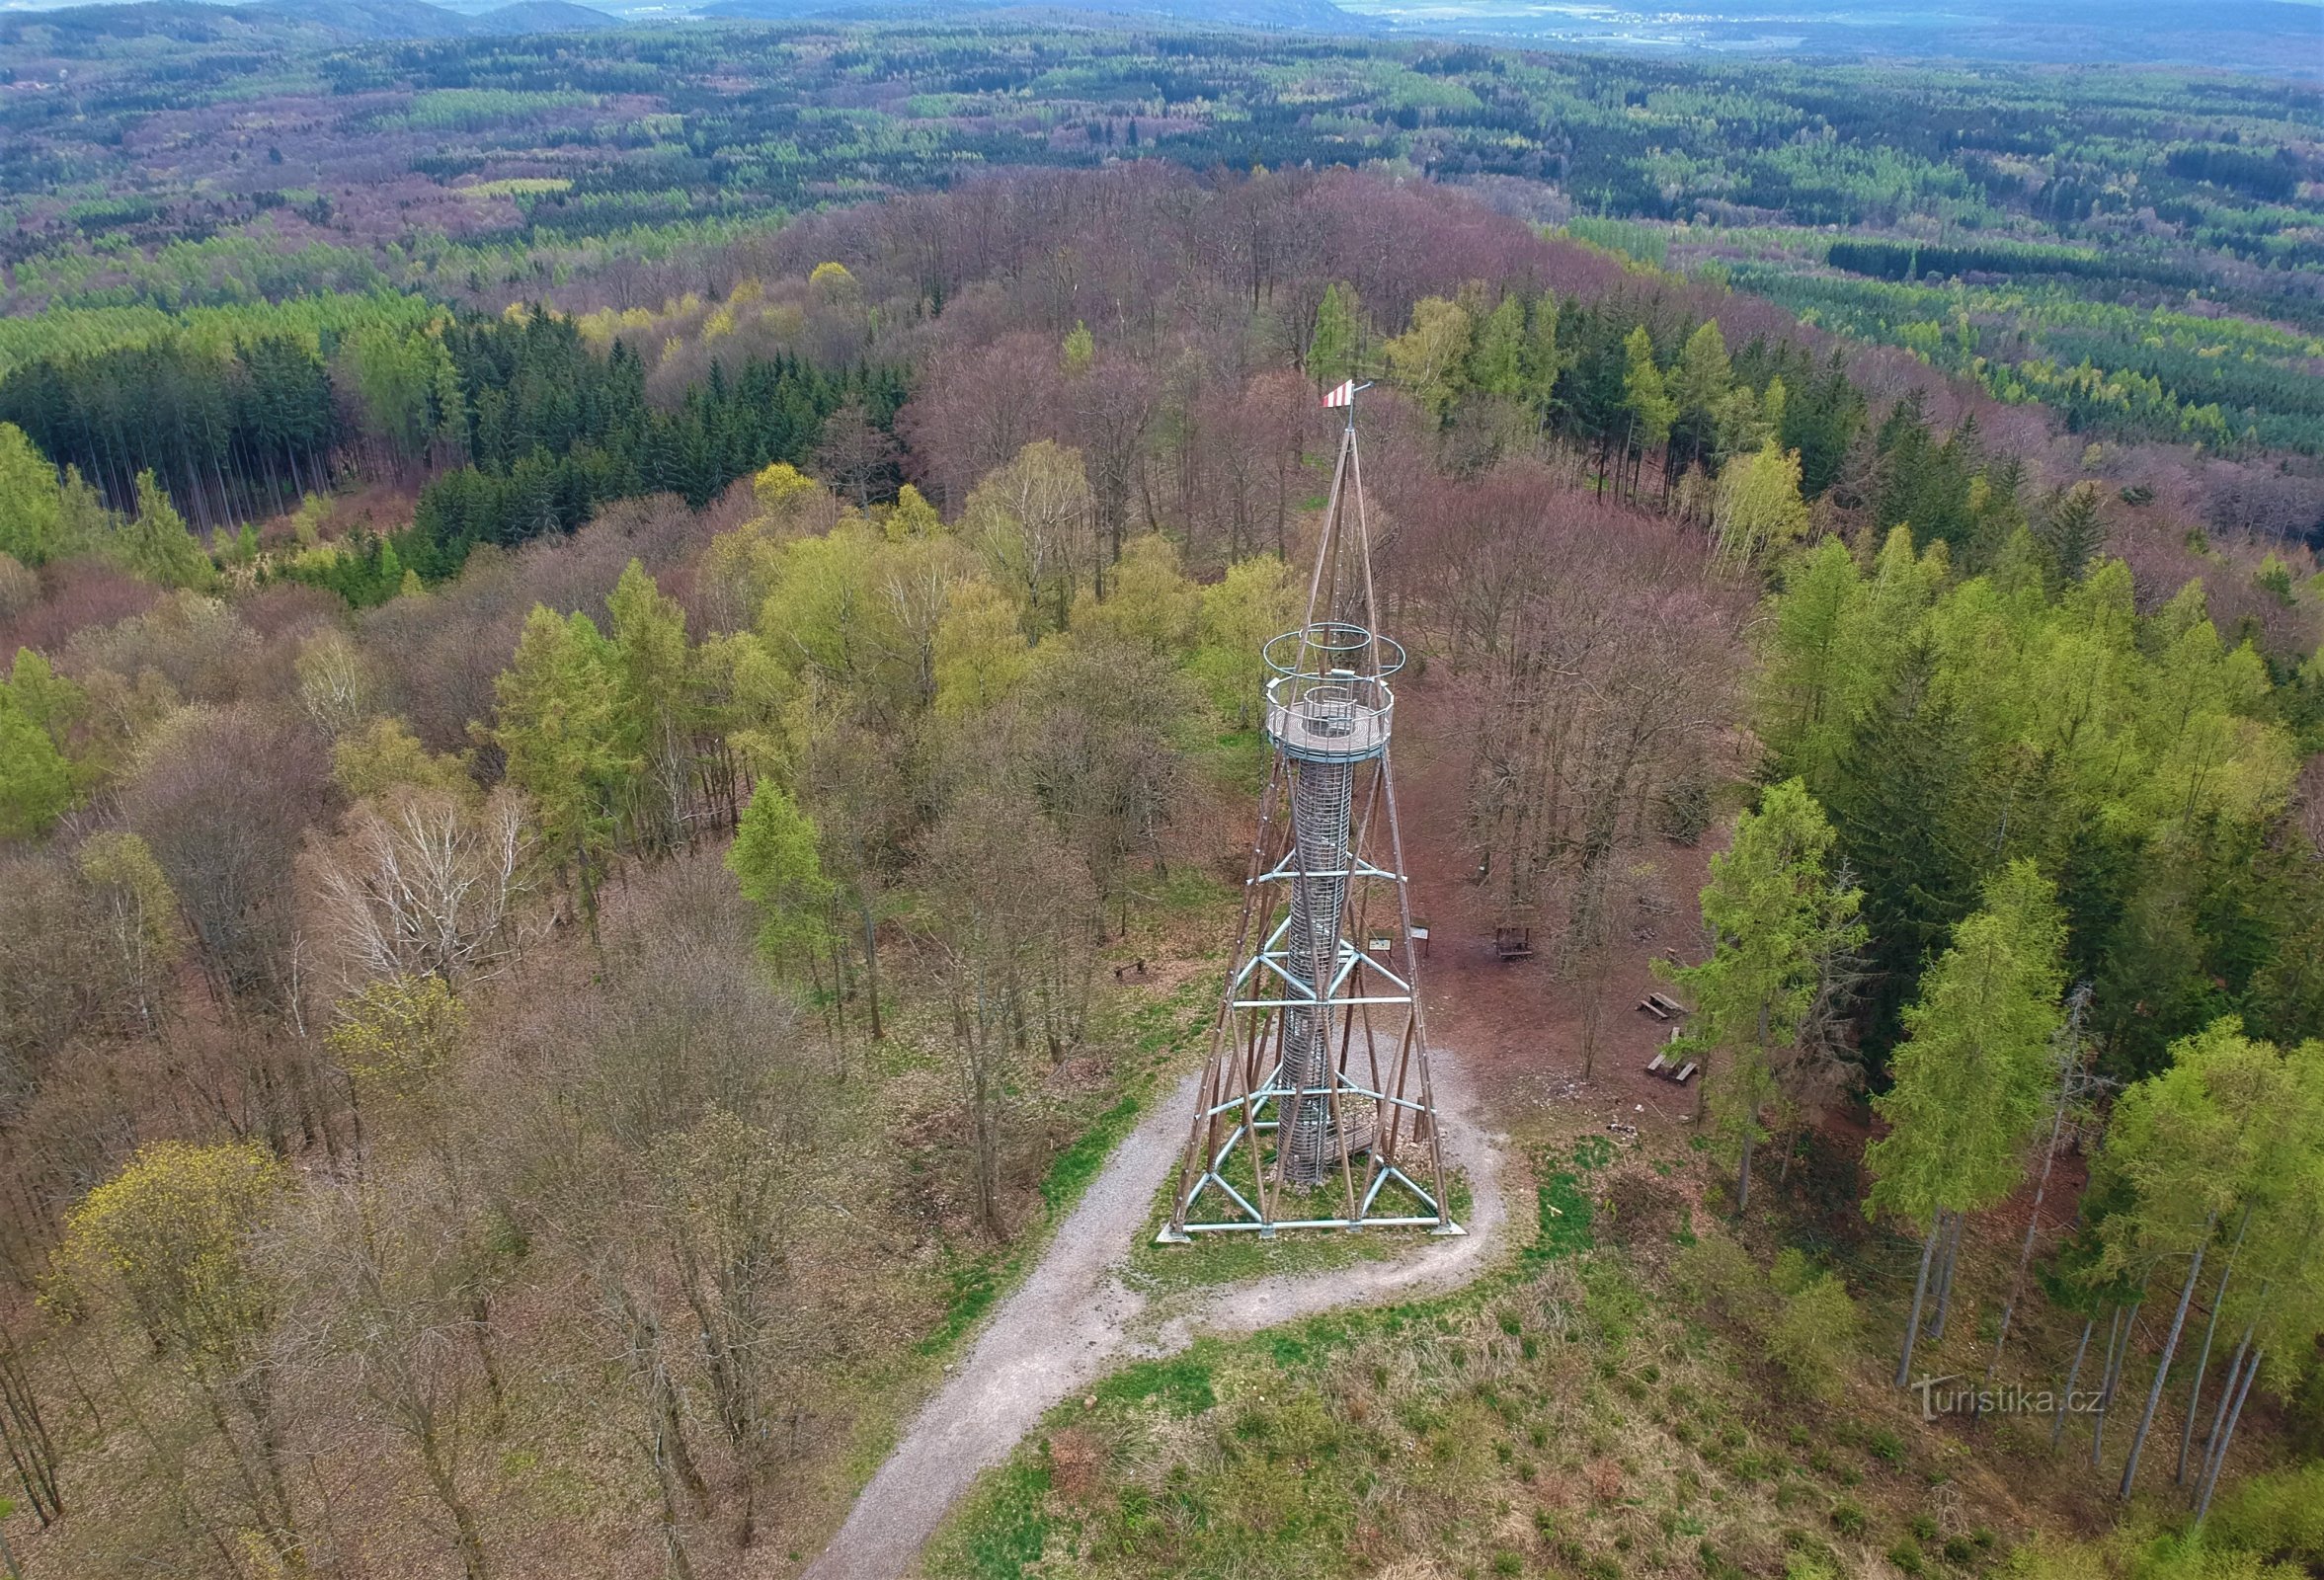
607,559,695,853
77,830,182,1037
1866,859,2066,1385
726,783,835,968
2194,1039,2324,1521
1466,293,1527,401
0,690,71,839
1714,440,1811,566
1620,325,1675,480
120,471,212,590
2093,1019,2277,1496
62,1142,299,1566
327,974,469,1116
1661,779,1864,1212
932,577,1033,719
490,606,630,938
0,424,65,568
1070,533,1196,658
1384,296,1472,423
1194,554,1299,728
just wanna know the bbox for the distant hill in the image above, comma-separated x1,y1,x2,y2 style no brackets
696,0,1375,33
468,0,619,30
239,0,476,36
0,0,619,44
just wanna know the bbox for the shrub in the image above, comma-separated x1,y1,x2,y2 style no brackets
1771,1271,1861,1402
1673,1231,1761,1307
1830,1499,1868,1537
1771,1246,1818,1296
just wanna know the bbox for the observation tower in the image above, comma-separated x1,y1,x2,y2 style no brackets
1160,382,1459,1240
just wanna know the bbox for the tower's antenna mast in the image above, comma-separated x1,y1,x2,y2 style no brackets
1161,381,1460,1241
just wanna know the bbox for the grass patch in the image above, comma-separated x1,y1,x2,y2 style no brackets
1041,1093,1140,1214
920,1251,1005,1356
925,1457,1052,1580
1092,1350,1218,1416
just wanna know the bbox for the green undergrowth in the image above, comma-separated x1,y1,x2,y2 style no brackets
923,1139,1623,1580
922,1129,2178,1580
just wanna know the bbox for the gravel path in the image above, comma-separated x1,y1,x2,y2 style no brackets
797,1045,1509,1580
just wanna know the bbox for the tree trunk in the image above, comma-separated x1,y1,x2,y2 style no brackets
1897,1216,1942,1387
0,1326,62,1524
2054,1315,2095,1449
2093,1301,2141,1468
2176,1209,2247,1486
468,1293,507,1435
2197,1318,2255,1502
2121,1224,2211,1497
858,896,883,1042
2195,1344,2262,1526
1930,1210,1964,1342
1991,1066,2073,1383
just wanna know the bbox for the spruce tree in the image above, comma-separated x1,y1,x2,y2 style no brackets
1828,640,1981,1066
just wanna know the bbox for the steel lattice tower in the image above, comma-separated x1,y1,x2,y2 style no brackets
1160,388,1461,1241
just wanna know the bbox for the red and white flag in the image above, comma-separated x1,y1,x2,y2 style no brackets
1322,378,1356,408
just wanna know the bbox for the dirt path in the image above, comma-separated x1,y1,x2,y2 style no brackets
797,1043,1511,1580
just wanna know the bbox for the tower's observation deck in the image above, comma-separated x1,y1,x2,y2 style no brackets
1262,622,1402,764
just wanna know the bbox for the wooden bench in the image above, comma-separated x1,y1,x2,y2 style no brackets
1645,1050,1697,1085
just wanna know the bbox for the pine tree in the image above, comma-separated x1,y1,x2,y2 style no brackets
120,471,211,590
2035,481,2110,587
1755,537,1869,796
1620,325,1675,487
1520,291,1565,426
1828,640,1980,1065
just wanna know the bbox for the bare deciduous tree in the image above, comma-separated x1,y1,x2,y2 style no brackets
308,787,538,988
